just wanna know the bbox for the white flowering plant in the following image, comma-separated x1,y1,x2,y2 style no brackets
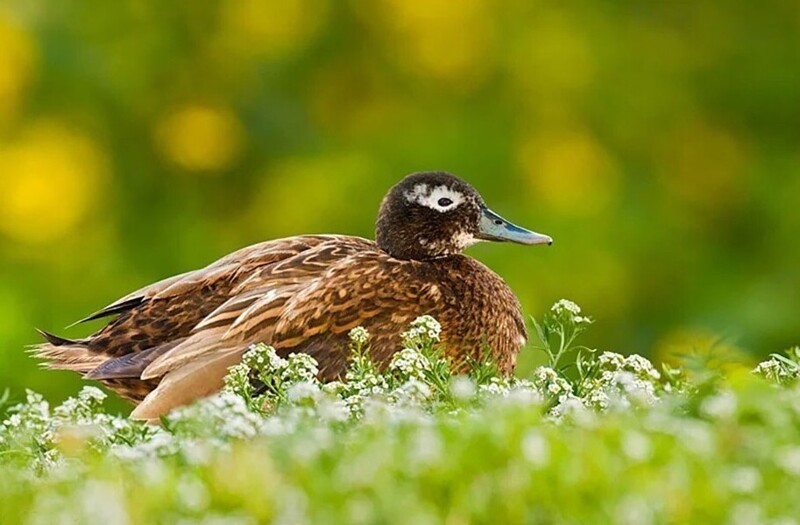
753,346,800,385
2,301,800,524
532,299,594,371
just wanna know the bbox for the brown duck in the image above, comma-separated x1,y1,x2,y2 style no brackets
35,172,552,419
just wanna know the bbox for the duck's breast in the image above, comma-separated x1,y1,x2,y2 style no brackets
424,256,527,374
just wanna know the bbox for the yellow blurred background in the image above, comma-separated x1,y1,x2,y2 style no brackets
1,0,798,409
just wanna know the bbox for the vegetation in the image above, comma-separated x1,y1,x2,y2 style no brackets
2,301,799,524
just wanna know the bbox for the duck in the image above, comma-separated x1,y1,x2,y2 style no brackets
34,171,552,419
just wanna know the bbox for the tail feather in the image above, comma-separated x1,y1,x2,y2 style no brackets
35,328,80,347
32,329,106,375
67,297,144,328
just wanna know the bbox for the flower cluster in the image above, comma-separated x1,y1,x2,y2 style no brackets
348,326,370,348
389,347,431,383
551,299,592,325
753,348,800,385
532,366,573,401
401,315,442,348
577,352,663,410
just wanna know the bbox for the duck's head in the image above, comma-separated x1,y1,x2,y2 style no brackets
376,171,552,261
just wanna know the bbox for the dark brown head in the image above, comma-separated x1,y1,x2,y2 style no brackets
376,171,552,260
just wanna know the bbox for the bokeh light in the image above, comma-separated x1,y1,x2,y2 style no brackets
155,105,245,173
0,14,37,125
0,121,107,244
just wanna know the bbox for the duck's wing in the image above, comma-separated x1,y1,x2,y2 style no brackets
131,245,436,419
74,235,341,326
33,235,344,389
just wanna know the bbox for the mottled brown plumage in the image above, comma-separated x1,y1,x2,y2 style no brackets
34,172,552,419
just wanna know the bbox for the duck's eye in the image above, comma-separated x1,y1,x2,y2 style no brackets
438,197,453,207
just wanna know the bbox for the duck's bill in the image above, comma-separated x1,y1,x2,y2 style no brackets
476,208,553,246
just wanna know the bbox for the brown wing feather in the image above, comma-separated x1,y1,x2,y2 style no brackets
140,238,374,379
138,245,436,414
33,235,347,398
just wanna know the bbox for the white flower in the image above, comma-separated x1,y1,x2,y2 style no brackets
389,348,431,382
621,431,651,462
285,353,320,382
392,379,433,405
598,352,626,370
449,376,476,401
521,430,549,468
728,466,761,494
5,413,22,428
699,390,738,420
532,367,572,399
348,326,370,347
78,386,107,403
317,398,351,423
753,358,797,383
243,344,287,372
551,299,581,316
401,316,442,347
777,446,800,476
287,381,322,404
624,354,661,381
478,377,512,397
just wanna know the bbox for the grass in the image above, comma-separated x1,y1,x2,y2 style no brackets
1,302,800,524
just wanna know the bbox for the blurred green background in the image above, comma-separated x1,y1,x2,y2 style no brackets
1,0,798,408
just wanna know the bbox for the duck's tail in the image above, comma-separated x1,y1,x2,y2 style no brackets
30,329,109,375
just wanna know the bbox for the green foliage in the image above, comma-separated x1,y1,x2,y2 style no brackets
2,301,799,524
1,0,799,406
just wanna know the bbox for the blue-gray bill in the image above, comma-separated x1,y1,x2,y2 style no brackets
477,208,553,246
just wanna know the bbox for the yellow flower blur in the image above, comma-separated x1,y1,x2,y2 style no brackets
0,15,37,124
155,105,245,173
218,0,329,59
0,121,107,244
371,0,494,88
518,128,620,216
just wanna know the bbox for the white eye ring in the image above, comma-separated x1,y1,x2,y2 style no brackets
405,184,465,212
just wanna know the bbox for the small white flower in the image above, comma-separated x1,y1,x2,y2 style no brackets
450,376,476,401
78,386,107,403
287,381,322,404
521,430,549,468
478,377,512,397
777,446,800,476
317,398,351,423
551,299,581,316
624,354,661,381
348,326,370,347
389,348,431,382
532,367,572,400
728,502,763,525
621,431,651,462
615,496,654,525
402,315,442,347
699,390,738,420
392,379,433,405
598,352,626,370
285,353,320,382
728,466,761,494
